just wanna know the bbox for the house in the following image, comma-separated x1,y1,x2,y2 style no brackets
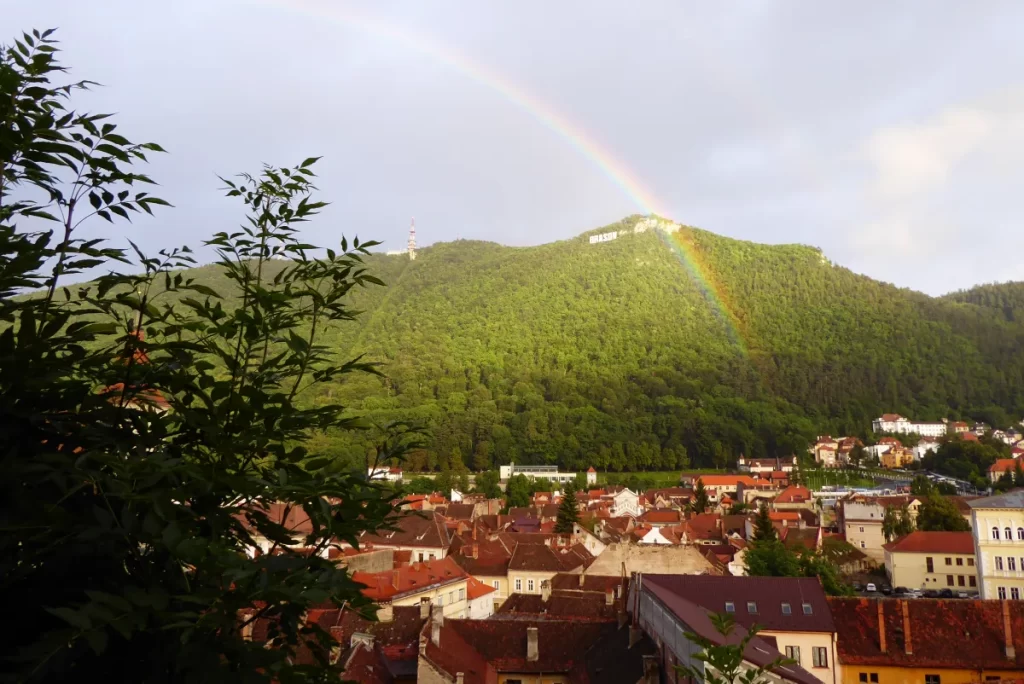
633,524,679,545
609,488,641,517
353,557,472,619
639,575,838,683
881,447,914,470
950,421,969,434
682,512,725,545
493,576,626,622
738,455,798,474
585,542,720,576
989,459,1022,483
872,415,947,438
449,532,516,608
969,489,1024,600
355,511,452,562
643,486,694,509
507,540,593,596
774,485,815,510
913,439,941,461
680,474,763,503
815,444,839,468
367,465,404,482
464,576,497,619
418,615,659,683
840,496,922,563
632,574,822,684
638,508,683,527
882,531,979,592
828,597,1024,684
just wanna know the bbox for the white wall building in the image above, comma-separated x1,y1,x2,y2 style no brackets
367,466,403,482
913,440,941,461
609,488,641,517
498,462,596,486
872,414,947,438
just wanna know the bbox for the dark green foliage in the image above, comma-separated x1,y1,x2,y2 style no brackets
505,474,532,508
555,483,580,533
1,31,408,682
916,495,971,532
474,470,502,498
882,503,915,541
675,612,792,684
920,438,1010,489
752,503,776,542
910,474,935,496
745,540,852,596
692,477,711,514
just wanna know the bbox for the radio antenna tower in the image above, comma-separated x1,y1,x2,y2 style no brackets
407,217,417,261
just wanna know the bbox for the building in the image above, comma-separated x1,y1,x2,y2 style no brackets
585,542,720,576
507,540,593,596
464,576,497,620
353,557,472,619
355,511,452,562
840,496,922,563
498,462,596,486
829,597,1024,684
449,533,516,608
637,575,837,683
738,455,798,474
609,487,641,517
990,459,1022,483
970,490,1024,600
493,576,626,622
913,440,941,461
881,447,914,470
367,465,404,482
773,485,815,511
872,414,948,438
632,574,821,684
882,531,978,592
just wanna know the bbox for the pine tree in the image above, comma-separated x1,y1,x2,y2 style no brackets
692,477,710,514
752,503,777,542
555,483,580,533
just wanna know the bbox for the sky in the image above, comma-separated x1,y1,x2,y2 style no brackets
5,0,1024,295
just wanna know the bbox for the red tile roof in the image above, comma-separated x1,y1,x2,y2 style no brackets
358,511,451,550
960,432,980,442
495,590,620,621
769,511,800,522
882,531,975,554
991,458,1021,474
508,542,593,573
466,575,497,600
829,598,1024,669
774,485,812,504
639,509,682,524
353,557,467,602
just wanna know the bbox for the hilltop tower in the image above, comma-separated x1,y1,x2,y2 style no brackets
407,217,416,261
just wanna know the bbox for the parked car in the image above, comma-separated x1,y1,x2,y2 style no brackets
923,589,939,598
852,581,864,591
938,589,954,598
956,591,970,598
893,586,909,596
866,583,877,593
881,584,892,595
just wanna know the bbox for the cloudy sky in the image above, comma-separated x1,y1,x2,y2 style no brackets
5,1,1024,295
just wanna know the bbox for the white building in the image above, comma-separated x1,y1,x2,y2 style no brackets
367,466,403,482
498,463,596,486
872,414,947,438
913,440,941,461
609,488,641,517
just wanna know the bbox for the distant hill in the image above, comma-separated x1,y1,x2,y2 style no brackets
943,282,1024,323
163,216,1024,472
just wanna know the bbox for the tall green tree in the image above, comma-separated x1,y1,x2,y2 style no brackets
505,474,532,508
882,503,915,541
910,474,935,496
675,612,794,684
916,495,971,532
554,482,580,533
474,470,502,499
752,503,777,542
1,30,411,682
692,477,710,514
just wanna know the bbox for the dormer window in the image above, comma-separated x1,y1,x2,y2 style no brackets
782,603,792,615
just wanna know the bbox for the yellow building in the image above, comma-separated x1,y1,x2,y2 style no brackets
881,447,914,470
507,541,591,598
830,597,1024,684
842,496,922,564
882,531,978,593
353,556,471,619
970,490,1024,600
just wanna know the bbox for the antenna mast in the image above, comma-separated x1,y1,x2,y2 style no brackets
407,217,417,261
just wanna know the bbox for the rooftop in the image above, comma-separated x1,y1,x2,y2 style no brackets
882,531,975,555
358,511,451,550
969,489,1024,509
353,557,467,602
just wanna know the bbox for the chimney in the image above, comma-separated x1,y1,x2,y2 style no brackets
431,605,445,628
472,544,478,559
376,604,393,623
431,620,441,647
392,569,400,589
456,674,465,684
579,571,586,588
541,579,551,602
527,626,539,662
629,625,642,648
1004,600,1017,660
420,597,431,620
877,601,887,654
472,525,477,541
901,600,912,655
642,654,660,684
606,588,614,606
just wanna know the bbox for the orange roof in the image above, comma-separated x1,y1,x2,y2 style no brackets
768,511,800,522
960,432,979,442
696,475,759,487
353,556,467,601
882,531,975,555
990,458,1020,473
775,485,812,504
587,467,596,473
466,575,497,600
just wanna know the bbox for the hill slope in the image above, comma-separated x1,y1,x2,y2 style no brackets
178,217,1024,471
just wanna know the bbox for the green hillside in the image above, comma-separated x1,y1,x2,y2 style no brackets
173,217,1024,472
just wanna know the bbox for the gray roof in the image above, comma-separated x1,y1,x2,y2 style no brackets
968,489,1024,509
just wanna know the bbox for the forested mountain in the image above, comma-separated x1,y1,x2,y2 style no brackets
170,217,1024,472
943,282,1024,323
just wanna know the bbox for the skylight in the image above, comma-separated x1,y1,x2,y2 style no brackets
802,603,813,615
725,601,735,613
781,603,792,615
747,602,758,614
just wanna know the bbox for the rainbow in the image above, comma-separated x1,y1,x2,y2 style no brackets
255,0,749,351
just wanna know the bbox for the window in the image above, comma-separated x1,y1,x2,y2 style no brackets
870,674,878,683
859,675,867,683
1010,558,1017,571
437,594,444,606
448,591,454,604
747,602,758,614
946,575,954,586
996,557,1004,571
1018,527,1024,540
812,647,828,668
970,576,977,587
859,526,865,533
956,558,963,566
944,557,952,566
993,527,1001,540
958,575,965,586
781,603,792,615
926,557,934,572
1006,527,1013,540
1012,588,1021,600
968,558,975,567
492,580,500,590
860,541,866,549
429,554,436,560
785,646,801,662
802,603,813,615
515,578,522,592
418,552,424,562
459,588,465,601
998,587,1007,600
926,675,941,684
860,674,878,683
527,579,534,592
724,601,735,613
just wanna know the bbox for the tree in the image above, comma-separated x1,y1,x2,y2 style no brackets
882,503,915,541
1,30,412,681
692,477,710,514
554,482,580,533
745,539,799,577
796,550,853,596
1015,460,1024,488
752,503,777,542
505,474,532,508
916,495,971,532
848,444,866,469
475,470,502,499
910,474,935,496
573,471,590,491
675,612,793,684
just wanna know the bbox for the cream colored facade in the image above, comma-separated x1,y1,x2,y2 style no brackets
767,630,837,684
970,492,1024,600
843,499,921,564
883,548,978,592
392,577,470,618
509,568,577,596
475,573,510,607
